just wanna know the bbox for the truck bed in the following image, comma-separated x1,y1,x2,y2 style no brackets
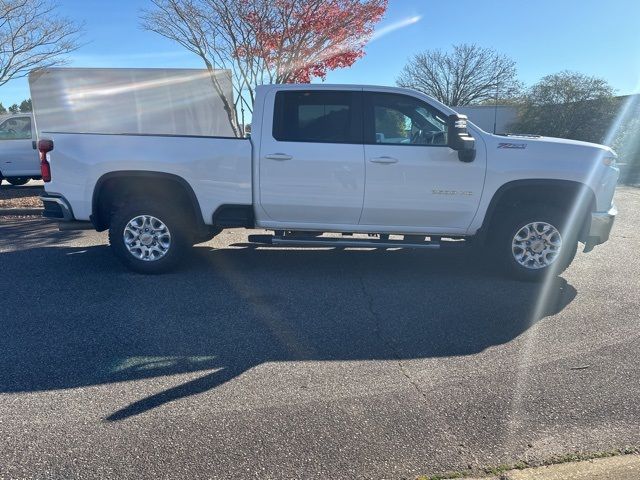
43,132,252,224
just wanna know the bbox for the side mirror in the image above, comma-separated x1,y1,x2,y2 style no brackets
447,114,476,163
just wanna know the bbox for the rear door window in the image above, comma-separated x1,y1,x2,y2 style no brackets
273,90,362,144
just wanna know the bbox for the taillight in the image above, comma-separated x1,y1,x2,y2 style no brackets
38,139,54,182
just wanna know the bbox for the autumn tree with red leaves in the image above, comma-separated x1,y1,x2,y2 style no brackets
142,0,387,135
242,0,387,84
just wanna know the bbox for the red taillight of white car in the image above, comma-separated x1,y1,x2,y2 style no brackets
38,139,54,182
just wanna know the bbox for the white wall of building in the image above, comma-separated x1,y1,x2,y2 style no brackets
454,105,519,134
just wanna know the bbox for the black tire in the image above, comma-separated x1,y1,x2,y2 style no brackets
490,204,578,282
7,177,30,186
108,199,190,274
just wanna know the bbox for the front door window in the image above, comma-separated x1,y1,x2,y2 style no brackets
369,93,448,146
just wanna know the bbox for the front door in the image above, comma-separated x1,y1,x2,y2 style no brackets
360,92,485,232
258,89,365,225
0,116,36,177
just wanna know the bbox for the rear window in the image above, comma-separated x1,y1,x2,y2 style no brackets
272,90,361,144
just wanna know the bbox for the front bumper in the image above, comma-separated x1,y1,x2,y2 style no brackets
583,205,617,252
40,193,75,221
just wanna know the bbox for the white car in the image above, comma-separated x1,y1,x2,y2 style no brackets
0,113,40,185
33,83,619,280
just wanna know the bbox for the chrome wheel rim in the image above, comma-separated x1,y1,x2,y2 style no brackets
512,221,562,270
123,215,171,261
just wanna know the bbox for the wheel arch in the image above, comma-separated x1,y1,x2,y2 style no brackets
476,179,597,245
92,171,205,233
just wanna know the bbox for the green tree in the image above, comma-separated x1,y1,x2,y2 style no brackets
19,99,32,112
511,71,617,142
0,103,6,114
8,104,19,114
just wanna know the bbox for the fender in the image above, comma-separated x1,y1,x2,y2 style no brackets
475,178,596,244
91,170,204,231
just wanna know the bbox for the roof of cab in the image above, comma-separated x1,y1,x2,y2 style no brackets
255,84,457,115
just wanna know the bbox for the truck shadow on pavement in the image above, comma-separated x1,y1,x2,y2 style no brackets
0,242,577,422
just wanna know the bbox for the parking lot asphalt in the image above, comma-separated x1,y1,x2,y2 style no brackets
1,187,639,479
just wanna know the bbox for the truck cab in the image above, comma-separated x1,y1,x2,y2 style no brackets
251,85,482,235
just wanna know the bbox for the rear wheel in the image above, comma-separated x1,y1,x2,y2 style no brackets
491,204,578,281
7,177,30,186
108,200,189,274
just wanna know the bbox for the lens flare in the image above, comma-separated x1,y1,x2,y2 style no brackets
278,15,422,81
504,78,639,448
369,15,422,43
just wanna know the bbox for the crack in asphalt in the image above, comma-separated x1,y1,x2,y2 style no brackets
357,274,430,401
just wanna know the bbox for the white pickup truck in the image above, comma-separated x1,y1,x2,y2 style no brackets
0,113,40,185
35,84,619,280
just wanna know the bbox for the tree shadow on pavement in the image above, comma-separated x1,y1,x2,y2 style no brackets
0,217,84,250
0,241,577,422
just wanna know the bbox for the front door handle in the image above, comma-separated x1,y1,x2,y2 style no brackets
265,153,293,161
369,156,399,164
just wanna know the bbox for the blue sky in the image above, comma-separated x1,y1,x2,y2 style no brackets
2,0,639,105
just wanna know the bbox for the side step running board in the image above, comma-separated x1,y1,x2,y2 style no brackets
248,235,442,249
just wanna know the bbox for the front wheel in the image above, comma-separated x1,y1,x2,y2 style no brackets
108,200,189,274
491,205,578,281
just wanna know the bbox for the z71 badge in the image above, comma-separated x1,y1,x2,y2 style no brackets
498,142,527,149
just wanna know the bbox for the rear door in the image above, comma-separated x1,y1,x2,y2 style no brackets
0,116,37,177
258,89,365,225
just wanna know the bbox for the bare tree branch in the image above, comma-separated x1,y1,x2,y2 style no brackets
0,0,82,86
397,44,522,106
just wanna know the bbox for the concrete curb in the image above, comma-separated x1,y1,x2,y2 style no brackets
457,454,640,480
0,207,44,216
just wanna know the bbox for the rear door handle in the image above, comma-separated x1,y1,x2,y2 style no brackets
265,153,293,161
369,156,399,164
